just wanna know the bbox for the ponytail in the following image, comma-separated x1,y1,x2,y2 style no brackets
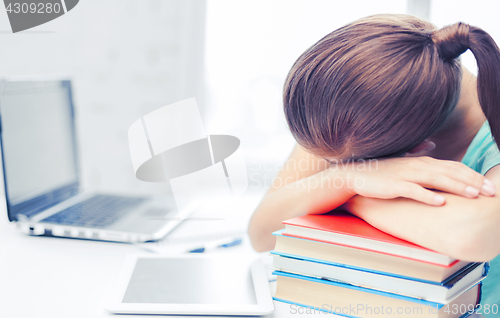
282,15,500,160
433,22,500,144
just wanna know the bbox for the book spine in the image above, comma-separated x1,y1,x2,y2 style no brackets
271,251,442,284
282,232,454,267
273,270,444,308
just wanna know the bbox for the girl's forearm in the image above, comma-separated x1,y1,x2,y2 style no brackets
248,168,354,252
343,193,500,261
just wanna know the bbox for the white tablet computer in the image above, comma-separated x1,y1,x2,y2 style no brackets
105,253,274,315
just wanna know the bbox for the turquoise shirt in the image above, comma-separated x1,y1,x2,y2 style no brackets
461,121,500,314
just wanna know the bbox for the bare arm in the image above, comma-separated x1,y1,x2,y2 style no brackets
248,144,492,253
248,145,353,252
343,165,500,262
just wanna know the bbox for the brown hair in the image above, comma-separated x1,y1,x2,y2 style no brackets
283,14,500,159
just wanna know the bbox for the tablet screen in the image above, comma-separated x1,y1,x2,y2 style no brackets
121,257,257,305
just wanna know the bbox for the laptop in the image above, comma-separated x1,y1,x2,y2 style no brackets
0,79,189,243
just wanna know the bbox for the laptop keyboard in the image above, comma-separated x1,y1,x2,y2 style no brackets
40,195,147,228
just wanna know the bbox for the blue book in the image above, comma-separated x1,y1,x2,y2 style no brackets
273,271,482,318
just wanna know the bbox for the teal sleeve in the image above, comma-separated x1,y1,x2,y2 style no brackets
460,122,500,312
476,143,500,314
479,143,500,175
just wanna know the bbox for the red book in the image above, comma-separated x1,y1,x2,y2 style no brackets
282,211,456,266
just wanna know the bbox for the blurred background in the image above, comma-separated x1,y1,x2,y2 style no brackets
0,0,499,198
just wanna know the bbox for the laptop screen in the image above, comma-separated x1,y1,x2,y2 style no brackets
0,80,79,221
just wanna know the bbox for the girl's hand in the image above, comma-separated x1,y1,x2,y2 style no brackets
337,156,496,206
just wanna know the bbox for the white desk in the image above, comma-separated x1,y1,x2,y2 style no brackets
0,199,485,318
0,210,313,318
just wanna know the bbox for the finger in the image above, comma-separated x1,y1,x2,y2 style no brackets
414,158,495,196
395,181,446,206
410,173,481,199
483,178,497,196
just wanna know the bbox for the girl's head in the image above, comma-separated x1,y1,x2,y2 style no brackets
283,14,500,160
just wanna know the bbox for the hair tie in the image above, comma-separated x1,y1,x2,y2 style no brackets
432,22,470,61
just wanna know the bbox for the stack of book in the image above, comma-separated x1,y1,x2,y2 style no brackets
272,211,488,318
